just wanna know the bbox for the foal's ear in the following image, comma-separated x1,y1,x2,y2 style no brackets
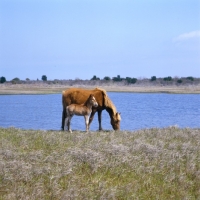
89,94,94,99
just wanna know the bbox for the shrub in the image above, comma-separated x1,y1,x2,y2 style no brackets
186,76,194,81
126,77,131,83
0,76,6,83
11,77,20,84
113,75,122,82
103,76,111,81
163,76,172,81
91,75,100,80
177,79,182,84
12,77,20,81
42,75,47,81
126,77,137,84
151,76,157,81
131,78,137,84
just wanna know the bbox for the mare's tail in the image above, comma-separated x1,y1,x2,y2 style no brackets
61,91,66,130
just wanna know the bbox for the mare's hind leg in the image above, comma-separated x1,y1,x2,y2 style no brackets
64,116,69,131
61,108,66,130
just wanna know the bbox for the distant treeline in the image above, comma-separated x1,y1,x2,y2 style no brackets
1,75,200,86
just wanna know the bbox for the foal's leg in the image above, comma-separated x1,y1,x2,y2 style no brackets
68,115,73,133
84,115,90,132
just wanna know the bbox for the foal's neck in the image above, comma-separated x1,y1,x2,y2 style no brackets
84,99,92,110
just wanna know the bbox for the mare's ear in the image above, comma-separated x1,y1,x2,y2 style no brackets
116,112,121,120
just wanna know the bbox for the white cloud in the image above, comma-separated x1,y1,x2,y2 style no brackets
174,30,200,42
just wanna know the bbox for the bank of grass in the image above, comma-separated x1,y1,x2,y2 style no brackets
0,83,200,94
0,127,200,199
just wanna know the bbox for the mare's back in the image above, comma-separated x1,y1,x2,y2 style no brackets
63,88,104,107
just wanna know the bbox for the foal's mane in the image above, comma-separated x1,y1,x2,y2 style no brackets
83,94,92,106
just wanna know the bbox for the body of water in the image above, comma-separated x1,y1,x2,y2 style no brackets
0,93,199,131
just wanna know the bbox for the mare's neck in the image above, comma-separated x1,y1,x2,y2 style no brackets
106,107,115,118
104,97,117,118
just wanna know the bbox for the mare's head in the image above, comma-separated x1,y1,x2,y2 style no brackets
110,112,121,130
88,94,98,107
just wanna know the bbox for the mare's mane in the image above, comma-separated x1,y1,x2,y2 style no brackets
95,87,117,115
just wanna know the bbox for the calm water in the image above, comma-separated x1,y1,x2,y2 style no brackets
0,93,199,131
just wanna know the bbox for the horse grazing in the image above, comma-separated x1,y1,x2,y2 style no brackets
62,88,121,131
65,94,98,132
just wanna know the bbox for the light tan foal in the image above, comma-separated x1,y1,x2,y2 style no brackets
65,94,98,132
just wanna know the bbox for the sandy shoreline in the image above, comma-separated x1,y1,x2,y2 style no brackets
0,83,200,94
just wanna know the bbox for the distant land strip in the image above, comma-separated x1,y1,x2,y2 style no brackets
0,83,200,94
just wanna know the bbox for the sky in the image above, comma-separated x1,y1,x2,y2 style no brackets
0,0,200,81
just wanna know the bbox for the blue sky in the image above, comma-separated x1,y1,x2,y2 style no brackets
0,0,200,81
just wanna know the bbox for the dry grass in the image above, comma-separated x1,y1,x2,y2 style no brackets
0,83,200,94
0,127,200,199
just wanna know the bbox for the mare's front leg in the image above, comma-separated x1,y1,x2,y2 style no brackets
85,115,90,132
89,109,97,129
64,115,68,131
98,110,103,130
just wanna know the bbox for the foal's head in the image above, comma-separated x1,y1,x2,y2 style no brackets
88,94,98,107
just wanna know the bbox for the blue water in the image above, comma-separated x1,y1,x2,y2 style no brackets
0,93,199,131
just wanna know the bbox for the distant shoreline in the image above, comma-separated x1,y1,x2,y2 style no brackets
0,83,200,94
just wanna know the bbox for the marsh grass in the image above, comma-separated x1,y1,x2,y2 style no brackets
0,127,200,199
0,82,200,94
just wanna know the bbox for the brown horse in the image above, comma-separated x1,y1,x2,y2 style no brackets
65,94,98,132
62,88,121,131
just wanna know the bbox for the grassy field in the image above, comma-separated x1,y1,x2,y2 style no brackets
0,127,200,199
0,82,200,94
